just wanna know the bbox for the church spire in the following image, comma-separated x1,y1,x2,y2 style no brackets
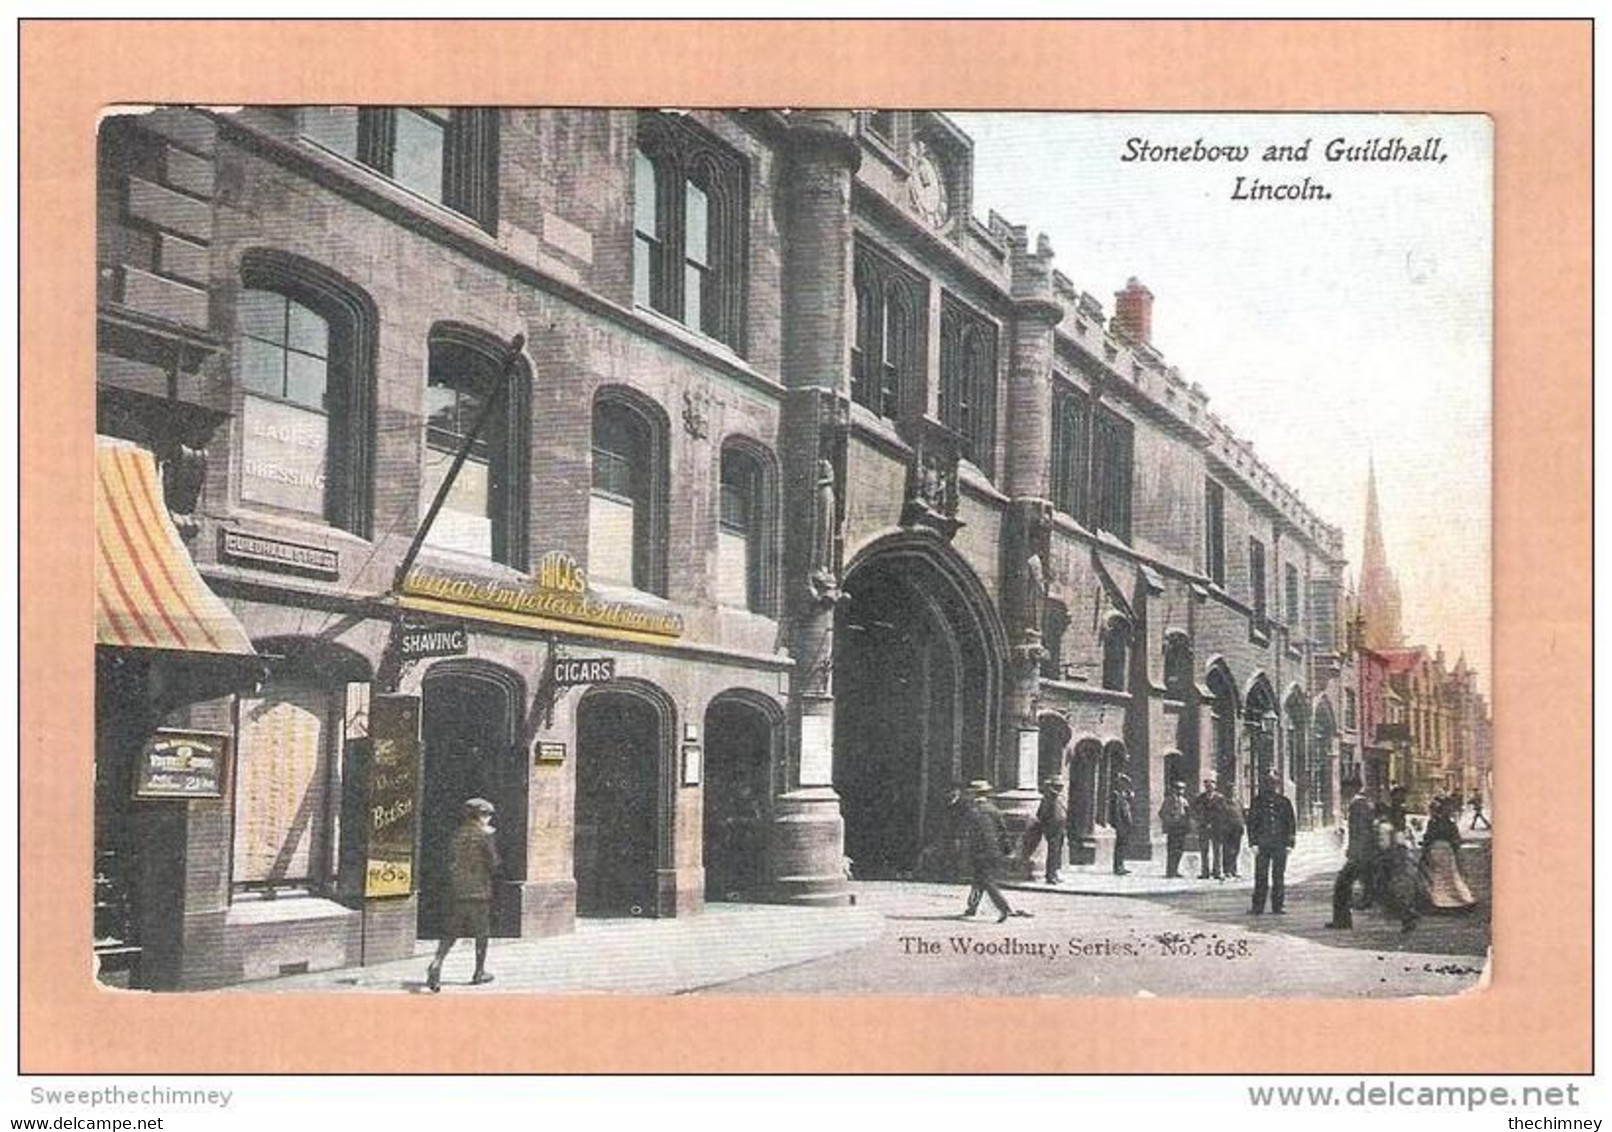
1358,457,1403,649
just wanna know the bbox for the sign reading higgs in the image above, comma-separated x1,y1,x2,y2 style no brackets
402,551,684,639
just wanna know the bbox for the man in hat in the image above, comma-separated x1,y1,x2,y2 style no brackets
1021,776,1068,884
1192,778,1224,879
958,780,1029,922
1108,771,1135,875
1326,776,1378,928
1246,772,1296,915
1157,779,1191,878
425,797,502,992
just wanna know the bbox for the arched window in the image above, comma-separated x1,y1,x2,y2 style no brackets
1039,600,1070,680
1101,614,1132,692
591,392,668,595
851,241,926,420
235,253,376,535
633,113,747,350
717,441,778,615
423,328,530,569
1163,633,1194,699
1049,379,1091,524
939,294,999,477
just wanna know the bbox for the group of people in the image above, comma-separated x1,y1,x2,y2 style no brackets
1327,781,1479,932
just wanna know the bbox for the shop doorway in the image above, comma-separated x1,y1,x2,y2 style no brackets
702,694,778,902
575,686,667,916
834,540,1004,879
419,664,526,939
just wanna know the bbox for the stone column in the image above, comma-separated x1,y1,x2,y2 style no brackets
768,112,860,906
994,229,1065,877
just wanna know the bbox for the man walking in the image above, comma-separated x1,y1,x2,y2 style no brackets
426,797,501,992
1468,791,1491,831
1158,779,1191,878
1219,789,1246,879
1247,772,1296,915
1326,777,1378,929
959,781,1030,923
1192,778,1223,879
1109,771,1135,876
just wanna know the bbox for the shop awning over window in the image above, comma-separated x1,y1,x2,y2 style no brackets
95,436,256,656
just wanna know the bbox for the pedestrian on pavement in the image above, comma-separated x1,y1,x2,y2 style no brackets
1247,772,1296,915
958,781,1030,923
1158,779,1191,878
1381,785,1410,833
1108,772,1135,875
1467,791,1491,831
426,797,502,992
1419,796,1477,914
1193,778,1223,879
1218,789,1246,879
1371,820,1420,932
1326,777,1378,929
1020,776,1068,884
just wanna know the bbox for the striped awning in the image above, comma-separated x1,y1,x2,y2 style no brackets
95,436,256,656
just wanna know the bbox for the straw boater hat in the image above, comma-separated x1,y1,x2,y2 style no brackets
462,797,496,816
1042,776,1065,790
967,780,993,795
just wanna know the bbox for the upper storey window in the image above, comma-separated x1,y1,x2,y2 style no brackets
851,242,926,421
299,107,500,232
938,294,999,477
633,112,747,352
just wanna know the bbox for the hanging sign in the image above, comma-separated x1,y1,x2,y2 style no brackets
134,729,231,799
551,656,616,686
397,620,469,660
365,695,421,898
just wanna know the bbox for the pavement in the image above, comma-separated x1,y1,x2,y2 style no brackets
241,831,1489,998
1005,829,1351,898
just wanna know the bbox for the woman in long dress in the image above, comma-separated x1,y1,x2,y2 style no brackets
1419,797,1478,913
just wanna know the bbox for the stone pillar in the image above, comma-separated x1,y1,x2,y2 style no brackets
768,112,860,907
996,231,1064,877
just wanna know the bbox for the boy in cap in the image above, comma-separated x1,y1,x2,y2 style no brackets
425,797,502,992
1157,779,1191,878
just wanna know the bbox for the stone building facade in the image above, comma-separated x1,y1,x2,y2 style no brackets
94,106,1351,989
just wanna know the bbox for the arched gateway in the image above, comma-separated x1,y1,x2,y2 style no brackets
832,535,1008,879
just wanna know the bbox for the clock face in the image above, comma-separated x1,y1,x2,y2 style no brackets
908,140,951,228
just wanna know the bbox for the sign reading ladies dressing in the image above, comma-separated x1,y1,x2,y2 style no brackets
399,551,685,640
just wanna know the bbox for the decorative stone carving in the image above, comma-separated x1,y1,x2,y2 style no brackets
900,420,964,540
808,455,843,606
681,388,710,439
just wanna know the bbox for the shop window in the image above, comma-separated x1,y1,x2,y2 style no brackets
717,442,777,614
1091,405,1134,543
232,680,339,893
939,294,999,476
1204,478,1226,585
423,328,529,569
235,254,375,536
299,107,500,231
633,112,747,350
851,241,926,420
1049,380,1092,525
590,392,668,595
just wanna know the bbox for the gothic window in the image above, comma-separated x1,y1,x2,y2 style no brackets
590,391,669,595
717,441,778,615
299,107,500,231
939,294,999,476
1163,634,1193,700
1249,537,1269,628
851,242,926,420
633,112,748,350
1039,601,1071,680
1101,614,1132,693
423,328,530,569
1204,478,1226,585
235,253,375,536
1091,405,1134,542
1285,562,1302,627
1049,380,1091,524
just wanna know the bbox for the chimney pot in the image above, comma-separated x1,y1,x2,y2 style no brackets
1113,278,1154,345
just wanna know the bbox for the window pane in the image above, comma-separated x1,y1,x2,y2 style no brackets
301,106,360,159
634,150,658,235
287,301,329,358
422,449,492,558
240,395,328,517
719,478,751,532
424,381,459,436
233,683,333,886
716,529,750,608
589,493,637,585
684,182,709,264
633,235,654,307
393,109,446,202
238,336,285,398
284,351,329,412
238,289,287,345
684,265,703,331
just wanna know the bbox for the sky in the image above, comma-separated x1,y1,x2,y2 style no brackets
950,112,1492,692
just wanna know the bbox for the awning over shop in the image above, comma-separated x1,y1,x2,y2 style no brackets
95,436,256,656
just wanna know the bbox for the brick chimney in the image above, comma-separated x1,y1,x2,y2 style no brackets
1112,277,1154,345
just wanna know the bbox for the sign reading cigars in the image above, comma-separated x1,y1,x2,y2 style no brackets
366,695,421,899
400,551,684,640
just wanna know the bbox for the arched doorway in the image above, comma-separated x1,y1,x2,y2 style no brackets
1067,737,1102,863
575,684,671,916
1205,660,1240,798
1284,686,1310,826
1038,712,1072,786
1311,696,1338,827
834,537,1006,879
1244,674,1278,809
703,692,779,902
419,662,526,939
